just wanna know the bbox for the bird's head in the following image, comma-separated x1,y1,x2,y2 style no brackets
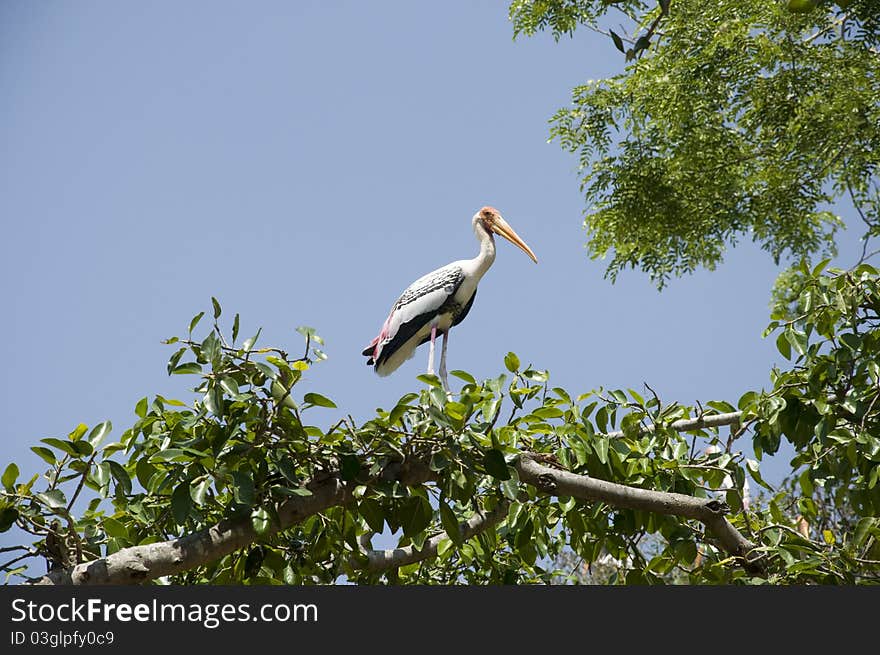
474,206,538,263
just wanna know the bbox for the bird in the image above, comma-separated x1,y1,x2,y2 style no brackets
362,206,537,390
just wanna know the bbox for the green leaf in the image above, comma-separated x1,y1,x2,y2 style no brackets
91,461,110,488
231,471,255,506
107,460,132,495
171,362,202,375
746,459,772,491
201,330,220,364
251,507,272,537
521,369,548,382
134,396,148,418
271,380,296,409
388,401,411,426
166,347,186,375
136,457,158,489
36,489,66,510
776,332,791,360
303,392,337,409
439,500,462,545
429,452,449,472
737,391,758,411
189,311,205,335
854,517,877,549
243,327,261,352
533,406,564,419
232,313,240,343
2,463,19,491
276,486,312,497
219,376,240,397
0,508,19,533
68,423,88,441
171,483,192,525
786,0,819,13
594,437,609,465
191,478,212,506
785,329,808,357
437,537,454,559
360,499,385,533
450,370,476,384
203,385,224,416
87,421,112,447
609,29,625,53
211,297,222,319
839,333,861,351
340,454,360,482
31,446,56,465
482,449,511,481
500,478,519,501
41,437,84,458
400,496,433,538
627,388,644,406
296,325,323,345
102,517,128,539
504,352,520,373
706,400,736,414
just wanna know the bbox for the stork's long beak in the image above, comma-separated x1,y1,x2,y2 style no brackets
492,216,538,263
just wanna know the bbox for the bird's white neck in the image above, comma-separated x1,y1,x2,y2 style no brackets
471,216,496,279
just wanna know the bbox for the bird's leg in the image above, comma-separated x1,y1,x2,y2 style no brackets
426,324,437,376
439,330,450,393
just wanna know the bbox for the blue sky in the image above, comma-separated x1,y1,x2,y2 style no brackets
0,2,865,571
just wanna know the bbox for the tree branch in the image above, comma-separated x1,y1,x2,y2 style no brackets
32,433,762,584
515,455,762,572
605,411,742,439
35,475,349,585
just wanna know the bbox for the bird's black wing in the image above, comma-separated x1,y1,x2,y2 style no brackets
372,265,466,371
414,286,477,347
451,287,477,327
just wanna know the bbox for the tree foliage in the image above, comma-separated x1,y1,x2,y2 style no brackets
1,285,878,584
510,0,880,286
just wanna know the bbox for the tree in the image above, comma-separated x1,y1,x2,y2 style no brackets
510,0,879,287
2,1,879,585
1,280,878,585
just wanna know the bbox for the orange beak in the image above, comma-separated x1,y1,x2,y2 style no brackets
491,215,538,263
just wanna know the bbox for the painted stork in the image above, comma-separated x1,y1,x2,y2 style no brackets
362,206,537,389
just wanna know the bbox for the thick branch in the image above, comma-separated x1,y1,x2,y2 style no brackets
33,438,761,584
36,475,349,585
356,500,510,573
605,411,742,439
515,455,761,571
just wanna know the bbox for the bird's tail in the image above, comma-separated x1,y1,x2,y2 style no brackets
361,336,379,365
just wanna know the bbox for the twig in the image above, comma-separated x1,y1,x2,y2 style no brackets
66,451,99,513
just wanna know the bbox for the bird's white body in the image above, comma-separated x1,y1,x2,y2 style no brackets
362,207,536,388
372,254,490,376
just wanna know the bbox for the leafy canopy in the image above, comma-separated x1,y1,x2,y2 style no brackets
510,0,880,286
2,287,879,584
